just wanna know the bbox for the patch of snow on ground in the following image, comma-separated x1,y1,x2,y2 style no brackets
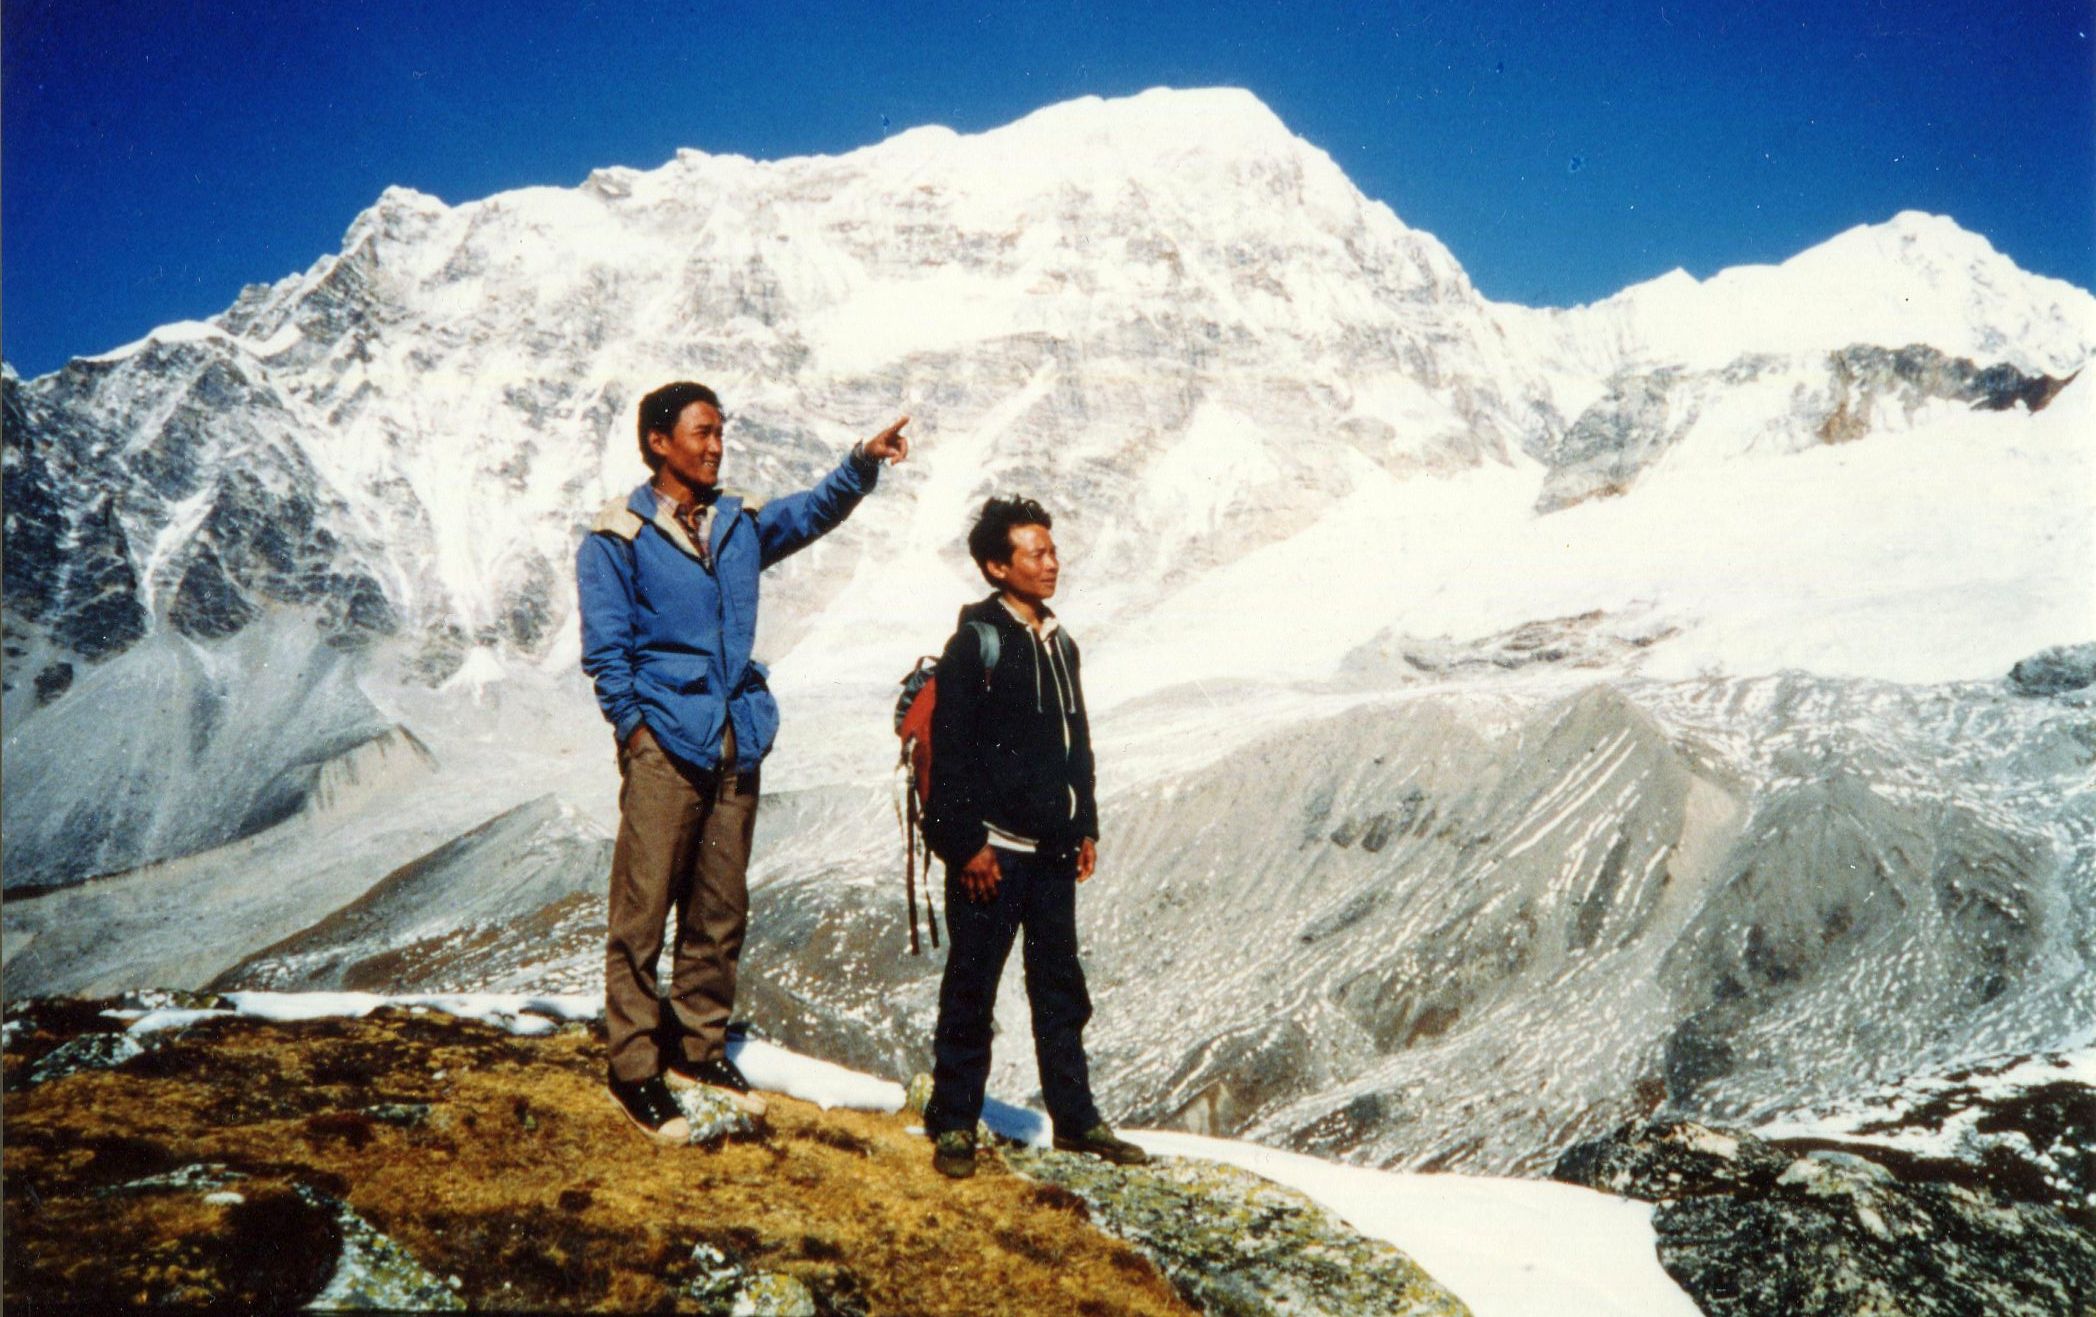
727,1038,906,1112
213,990,597,1035
128,1007,236,1035
1126,1130,1696,1317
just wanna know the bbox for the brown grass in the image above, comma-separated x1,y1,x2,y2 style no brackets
4,1006,1193,1314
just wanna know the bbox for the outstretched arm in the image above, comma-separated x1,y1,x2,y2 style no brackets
754,416,910,569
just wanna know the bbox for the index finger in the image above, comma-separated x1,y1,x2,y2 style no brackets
878,415,910,441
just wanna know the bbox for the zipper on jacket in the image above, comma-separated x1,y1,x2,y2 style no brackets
1050,633,1076,818
714,503,738,768
998,601,1083,826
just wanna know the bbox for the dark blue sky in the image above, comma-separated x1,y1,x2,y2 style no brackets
6,0,2091,378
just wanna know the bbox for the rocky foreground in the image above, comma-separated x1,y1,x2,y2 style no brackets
8,995,2090,1315
1555,1110,2096,1316
1,997,1460,1315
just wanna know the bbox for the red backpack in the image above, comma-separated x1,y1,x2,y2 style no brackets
892,622,1001,954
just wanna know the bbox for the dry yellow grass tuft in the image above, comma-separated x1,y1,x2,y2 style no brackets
4,1005,1194,1314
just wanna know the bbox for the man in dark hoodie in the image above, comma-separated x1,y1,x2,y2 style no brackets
920,496,1148,1178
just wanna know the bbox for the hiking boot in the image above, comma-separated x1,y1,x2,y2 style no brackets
664,1056,768,1118
607,1073,692,1146
932,1129,978,1179
1053,1123,1149,1166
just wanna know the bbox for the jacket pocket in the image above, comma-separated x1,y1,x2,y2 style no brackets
645,654,711,695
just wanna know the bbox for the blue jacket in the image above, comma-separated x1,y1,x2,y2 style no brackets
576,449,879,772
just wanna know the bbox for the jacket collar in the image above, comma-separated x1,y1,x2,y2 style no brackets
996,594,1059,638
627,481,742,564
966,592,1059,639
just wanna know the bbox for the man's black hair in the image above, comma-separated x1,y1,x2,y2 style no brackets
967,496,1053,584
635,381,723,471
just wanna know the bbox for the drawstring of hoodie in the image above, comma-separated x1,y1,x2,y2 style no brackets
1028,629,1076,716
1048,633,1075,715
1011,616,1082,822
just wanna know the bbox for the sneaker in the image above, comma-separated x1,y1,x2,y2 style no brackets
932,1129,978,1179
1053,1123,1149,1166
664,1056,768,1118
607,1073,691,1146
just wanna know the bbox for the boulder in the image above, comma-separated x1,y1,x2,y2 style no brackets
1553,1119,2096,1316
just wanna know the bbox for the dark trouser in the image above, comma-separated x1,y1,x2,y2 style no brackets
604,723,758,1083
925,844,1102,1139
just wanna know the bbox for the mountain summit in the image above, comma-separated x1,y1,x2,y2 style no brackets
1527,208,2095,376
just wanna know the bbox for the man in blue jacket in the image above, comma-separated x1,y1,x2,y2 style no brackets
578,380,907,1144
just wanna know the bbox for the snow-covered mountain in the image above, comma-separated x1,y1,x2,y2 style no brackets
5,87,2092,1181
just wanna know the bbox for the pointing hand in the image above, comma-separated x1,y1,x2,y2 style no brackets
862,415,911,465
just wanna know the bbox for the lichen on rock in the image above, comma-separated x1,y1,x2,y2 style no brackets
26,1029,148,1086
296,1182,466,1311
674,1083,760,1145
684,1241,818,1316
1006,1147,1469,1316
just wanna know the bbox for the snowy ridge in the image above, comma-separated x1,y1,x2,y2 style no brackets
1501,209,2096,379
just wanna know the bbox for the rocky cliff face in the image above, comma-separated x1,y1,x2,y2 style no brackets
1531,343,2073,512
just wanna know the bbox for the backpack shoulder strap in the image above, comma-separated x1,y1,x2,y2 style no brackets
966,620,1001,684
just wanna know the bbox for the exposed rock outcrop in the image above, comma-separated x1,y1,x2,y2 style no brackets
2008,642,2096,698
1008,1145,1469,1315
1554,1118,2096,1316
1535,343,2075,511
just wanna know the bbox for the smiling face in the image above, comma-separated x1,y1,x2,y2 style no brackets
985,522,1059,608
646,400,724,498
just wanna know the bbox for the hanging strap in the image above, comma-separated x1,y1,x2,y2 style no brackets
922,824,940,949
904,783,924,956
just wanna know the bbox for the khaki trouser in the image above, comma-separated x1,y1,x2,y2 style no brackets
605,722,758,1083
